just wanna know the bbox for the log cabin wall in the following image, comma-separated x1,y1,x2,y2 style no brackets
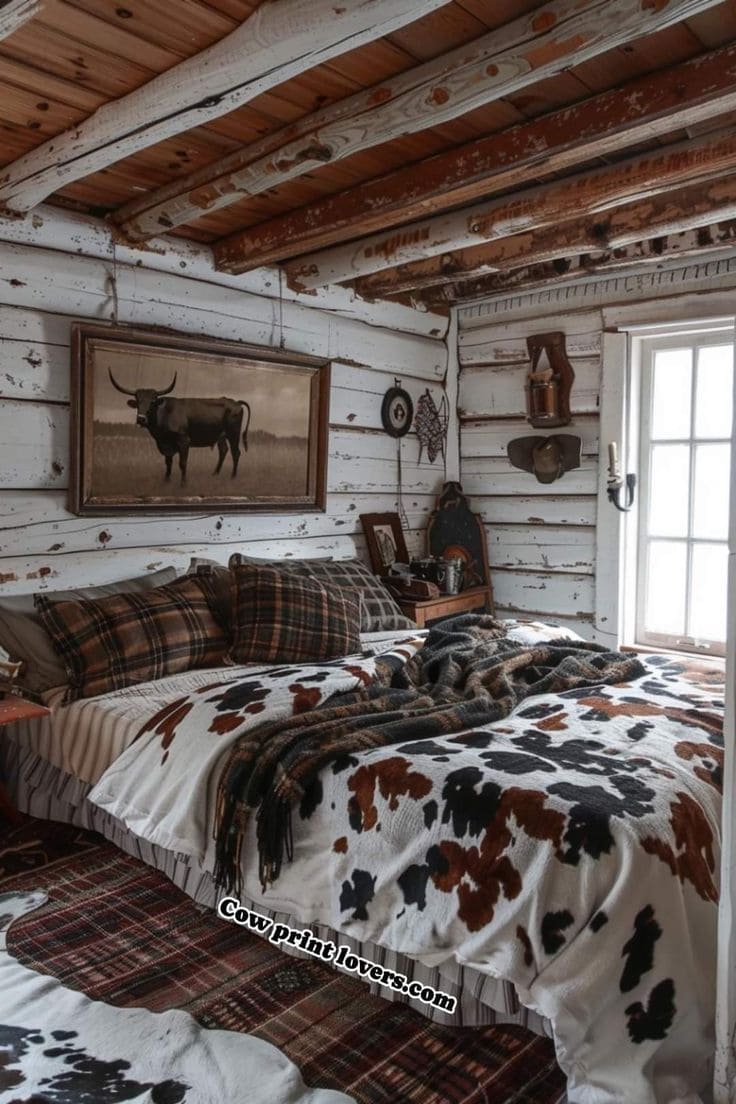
0,212,450,596
456,249,736,641
458,309,600,639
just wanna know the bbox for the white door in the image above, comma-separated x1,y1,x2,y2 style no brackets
714,323,736,1102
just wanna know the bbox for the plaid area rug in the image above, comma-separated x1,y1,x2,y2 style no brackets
0,816,566,1104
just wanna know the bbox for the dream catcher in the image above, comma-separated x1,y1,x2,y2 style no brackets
415,388,449,465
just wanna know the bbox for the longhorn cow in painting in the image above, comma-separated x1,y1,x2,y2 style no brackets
108,370,251,485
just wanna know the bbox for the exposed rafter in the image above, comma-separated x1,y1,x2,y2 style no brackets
0,0,40,41
113,0,724,244
0,0,449,214
355,173,736,302
214,42,736,274
289,128,736,295
420,219,736,306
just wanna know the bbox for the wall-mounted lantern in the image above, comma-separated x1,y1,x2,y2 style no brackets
525,331,575,428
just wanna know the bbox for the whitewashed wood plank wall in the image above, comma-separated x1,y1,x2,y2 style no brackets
0,215,450,595
457,244,736,641
458,311,602,638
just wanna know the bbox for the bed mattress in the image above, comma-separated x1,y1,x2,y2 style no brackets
6,631,423,786
6,621,569,787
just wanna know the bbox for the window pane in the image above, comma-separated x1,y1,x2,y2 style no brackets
693,443,731,540
645,540,687,636
695,343,733,439
651,348,692,439
690,543,728,643
649,444,690,537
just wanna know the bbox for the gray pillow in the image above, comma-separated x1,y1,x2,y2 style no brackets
0,566,178,696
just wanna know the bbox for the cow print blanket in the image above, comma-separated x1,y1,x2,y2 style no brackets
89,621,724,1104
212,615,645,892
0,890,353,1103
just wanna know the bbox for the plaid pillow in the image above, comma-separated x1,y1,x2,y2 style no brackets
229,554,414,633
188,562,232,636
0,566,178,698
35,576,228,702
303,559,415,632
228,564,361,664
188,555,335,637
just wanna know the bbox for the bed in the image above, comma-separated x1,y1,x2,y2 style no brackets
0,617,724,1104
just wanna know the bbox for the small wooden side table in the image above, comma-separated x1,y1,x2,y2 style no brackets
0,694,50,823
397,585,493,629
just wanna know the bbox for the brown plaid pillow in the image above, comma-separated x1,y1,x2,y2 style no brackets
188,562,232,636
188,555,334,638
229,554,414,633
228,564,361,665
35,576,228,702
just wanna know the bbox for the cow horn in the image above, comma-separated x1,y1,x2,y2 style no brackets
155,373,177,397
108,369,136,396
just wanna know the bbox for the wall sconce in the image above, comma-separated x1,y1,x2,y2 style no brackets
525,332,575,428
606,441,636,512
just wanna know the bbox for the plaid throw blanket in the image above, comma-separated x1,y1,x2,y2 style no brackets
214,615,645,892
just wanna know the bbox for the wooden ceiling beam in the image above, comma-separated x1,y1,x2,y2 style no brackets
0,0,449,214
298,128,736,296
113,0,724,243
372,176,736,305
419,218,736,306
214,41,736,275
0,0,41,41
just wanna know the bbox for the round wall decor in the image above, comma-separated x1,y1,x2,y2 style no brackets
381,385,413,437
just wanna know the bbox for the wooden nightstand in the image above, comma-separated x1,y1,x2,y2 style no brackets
397,585,493,629
0,694,50,823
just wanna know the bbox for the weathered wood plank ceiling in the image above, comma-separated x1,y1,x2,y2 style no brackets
1,0,736,309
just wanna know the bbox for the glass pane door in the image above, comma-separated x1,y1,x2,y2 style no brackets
637,331,733,655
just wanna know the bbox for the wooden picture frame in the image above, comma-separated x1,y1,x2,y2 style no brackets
360,512,409,575
70,324,330,515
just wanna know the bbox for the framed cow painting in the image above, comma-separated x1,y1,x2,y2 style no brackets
69,325,330,515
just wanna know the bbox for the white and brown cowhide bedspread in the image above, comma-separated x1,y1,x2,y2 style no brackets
89,625,724,1104
0,890,353,1103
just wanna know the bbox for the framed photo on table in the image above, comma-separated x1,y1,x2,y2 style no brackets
360,513,409,575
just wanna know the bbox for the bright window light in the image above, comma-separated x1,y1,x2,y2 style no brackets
636,331,733,655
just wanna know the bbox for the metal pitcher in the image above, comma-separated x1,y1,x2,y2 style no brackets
410,556,464,594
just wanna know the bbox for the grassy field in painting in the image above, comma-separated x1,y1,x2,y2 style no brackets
90,422,309,501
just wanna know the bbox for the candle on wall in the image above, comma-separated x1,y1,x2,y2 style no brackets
608,441,621,481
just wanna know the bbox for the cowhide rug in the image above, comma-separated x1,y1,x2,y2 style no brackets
0,890,353,1104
